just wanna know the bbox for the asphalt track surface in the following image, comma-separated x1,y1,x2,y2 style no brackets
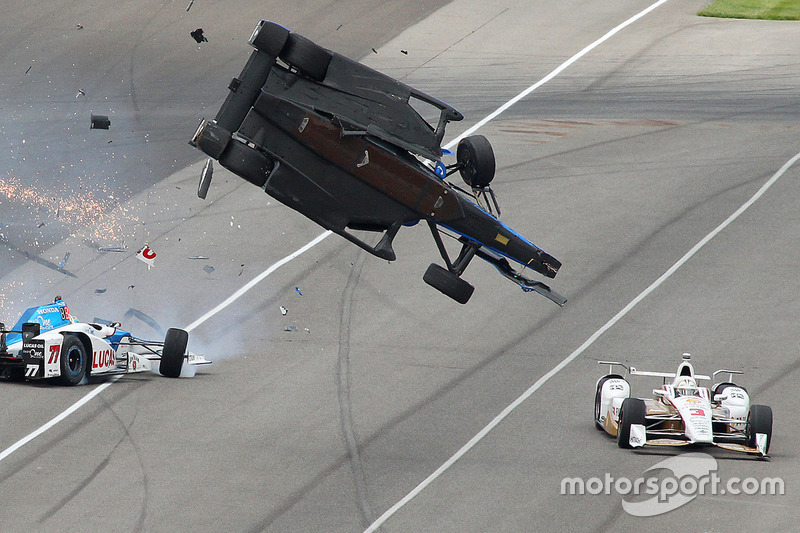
1,1,799,531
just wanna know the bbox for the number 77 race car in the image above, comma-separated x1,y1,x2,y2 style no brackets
594,354,772,458
0,298,210,385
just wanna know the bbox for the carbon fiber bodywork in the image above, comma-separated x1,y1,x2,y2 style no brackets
190,20,564,305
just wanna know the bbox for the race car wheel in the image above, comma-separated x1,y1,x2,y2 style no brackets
6,368,26,382
456,135,496,188
746,404,772,453
160,328,188,378
249,20,290,56
56,335,88,386
218,139,273,188
594,374,624,430
423,263,474,304
280,33,332,82
617,398,646,449
193,120,232,160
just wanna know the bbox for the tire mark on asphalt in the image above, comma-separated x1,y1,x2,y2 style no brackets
365,149,800,531
38,447,116,524
36,380,149,526
240,170,758,530
337,246,375,527
99,392,150,532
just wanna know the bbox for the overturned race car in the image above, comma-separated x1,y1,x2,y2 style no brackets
190,20,565,306
0,298,210,385
594,354,772,458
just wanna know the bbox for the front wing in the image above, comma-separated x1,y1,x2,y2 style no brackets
625,423,769,457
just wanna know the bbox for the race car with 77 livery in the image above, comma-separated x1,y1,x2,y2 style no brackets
0,298,209,385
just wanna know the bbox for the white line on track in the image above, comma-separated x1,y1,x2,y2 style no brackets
0,376,120,463
364,149,800,531
184,230,332,332
444,0,672,149
0,231,331,465
0,0,669,476
0,6,780,524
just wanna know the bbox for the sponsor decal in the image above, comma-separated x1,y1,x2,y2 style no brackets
22,339,45,359
137,245,157,269
92,349,116,369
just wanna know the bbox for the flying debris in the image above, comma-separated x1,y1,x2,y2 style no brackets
198,159,213,199
136,244,156,269
190,28,208,43
90,114,111,130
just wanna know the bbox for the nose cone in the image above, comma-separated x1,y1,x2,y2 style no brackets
683,406,713,443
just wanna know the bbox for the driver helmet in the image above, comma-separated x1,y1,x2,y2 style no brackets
674,377,698,397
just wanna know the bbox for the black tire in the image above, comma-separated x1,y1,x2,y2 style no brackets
160,328,188,378
423,263,474,304
595,374,624,430
6,368,26,382
280,33,332,82
218,139,273,188
456,135,496,188
56,336,88,386
193,120,232,160
249,20,290,56
617,398,646,449
747,404,772,453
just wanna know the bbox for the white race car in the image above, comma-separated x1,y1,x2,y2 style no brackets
594,354,772,457
0,298,210,385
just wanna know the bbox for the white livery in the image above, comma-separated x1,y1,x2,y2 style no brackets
594,354,771,458
0,299,210,385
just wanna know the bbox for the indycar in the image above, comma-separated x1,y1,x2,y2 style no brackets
189,20,565,306
0,298,210,385
594,354,772,458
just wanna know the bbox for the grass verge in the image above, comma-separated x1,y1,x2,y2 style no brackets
698,0,800,19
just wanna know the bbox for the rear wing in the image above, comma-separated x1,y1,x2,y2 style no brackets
630,369,711,380
598,360,740,382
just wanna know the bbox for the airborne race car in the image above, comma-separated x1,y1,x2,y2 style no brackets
190,20,565,306
0,299,209,385
595,354,772,458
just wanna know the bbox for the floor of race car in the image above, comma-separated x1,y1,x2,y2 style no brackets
0,1,797,531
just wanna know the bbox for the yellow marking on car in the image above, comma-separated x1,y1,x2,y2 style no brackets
494,233,509,245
